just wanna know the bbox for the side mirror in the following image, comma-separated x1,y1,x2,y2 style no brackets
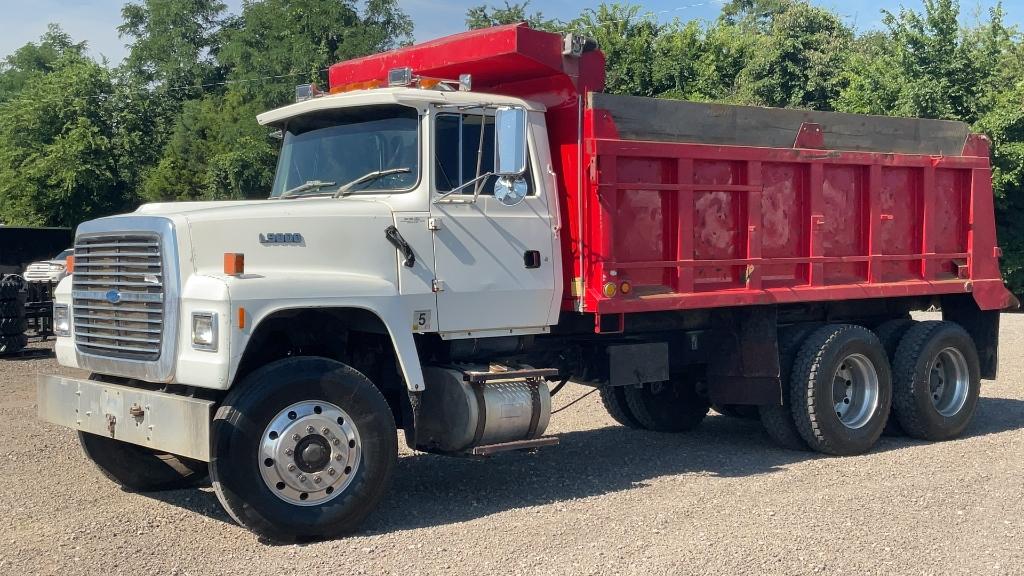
494,106,527,176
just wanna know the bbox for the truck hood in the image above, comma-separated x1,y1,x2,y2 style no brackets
178,198,401,282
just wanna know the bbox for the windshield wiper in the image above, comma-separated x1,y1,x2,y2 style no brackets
277,180,337,199
333,168,411,198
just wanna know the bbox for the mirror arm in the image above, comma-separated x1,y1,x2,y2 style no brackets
433,172,494,204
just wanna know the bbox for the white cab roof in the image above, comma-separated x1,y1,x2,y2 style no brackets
256,87,545,126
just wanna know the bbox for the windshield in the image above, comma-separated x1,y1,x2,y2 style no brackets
55,249,73,260
269,105,419,198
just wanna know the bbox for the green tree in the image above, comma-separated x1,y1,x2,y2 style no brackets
118,0,227,88
733,2,853,109
0,44,141,226
566,4,662,96
139,93,275,201
465,1,555,30
0,24,86,102
217,0,412,108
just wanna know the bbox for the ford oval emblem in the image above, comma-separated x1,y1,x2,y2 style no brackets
105,290,122,304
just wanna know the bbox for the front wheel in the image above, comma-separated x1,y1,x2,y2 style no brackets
210,357,397,542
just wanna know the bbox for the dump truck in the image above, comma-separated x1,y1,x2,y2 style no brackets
37,24,1016,540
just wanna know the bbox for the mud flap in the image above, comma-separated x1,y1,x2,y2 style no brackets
706,306,781,406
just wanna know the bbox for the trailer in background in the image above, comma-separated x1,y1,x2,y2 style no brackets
0,227,73,355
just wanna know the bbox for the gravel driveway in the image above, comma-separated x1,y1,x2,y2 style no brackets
2,312,1022,575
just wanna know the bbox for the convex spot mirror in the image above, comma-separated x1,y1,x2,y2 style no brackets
494,176,529,206
494,106,527,177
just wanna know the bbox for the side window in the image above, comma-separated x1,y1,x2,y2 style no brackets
435,113,532,196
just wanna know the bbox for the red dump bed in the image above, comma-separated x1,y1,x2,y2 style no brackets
327,23,1014,317
581,94,1013,316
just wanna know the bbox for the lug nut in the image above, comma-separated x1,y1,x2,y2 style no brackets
322,427,330,435
333,438,341,446
328,468,336,476
298,475,307,483
292,434,301,441
313,476,322,484
287,464,296,471
306,426,316,434
334,454,343,461
285,448,294,456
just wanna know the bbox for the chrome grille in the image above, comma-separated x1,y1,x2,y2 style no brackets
72,234,164,361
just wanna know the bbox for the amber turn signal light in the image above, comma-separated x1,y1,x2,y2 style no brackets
65,255,75,274
224,253,245,276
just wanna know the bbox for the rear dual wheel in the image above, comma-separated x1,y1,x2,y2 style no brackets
789,324,892,456
892,322,980,441
600,375,709,432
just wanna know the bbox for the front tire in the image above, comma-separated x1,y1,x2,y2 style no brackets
79,432,208,491
210,357,397,542
892,321,980,441
789,324,892,456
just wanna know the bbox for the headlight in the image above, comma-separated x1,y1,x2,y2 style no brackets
54,304,70,337
191,312,218,352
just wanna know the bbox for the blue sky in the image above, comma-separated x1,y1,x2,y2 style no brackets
0,0,1017,64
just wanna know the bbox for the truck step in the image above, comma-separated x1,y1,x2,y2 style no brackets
468,436,559,456
463,367,559,384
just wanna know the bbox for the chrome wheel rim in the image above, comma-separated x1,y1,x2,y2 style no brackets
831,353,880,430
929,347,970,417
259,400,361,506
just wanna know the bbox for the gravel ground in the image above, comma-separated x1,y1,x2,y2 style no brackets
1,311,1022,576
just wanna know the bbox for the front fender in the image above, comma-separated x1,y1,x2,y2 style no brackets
225,272,425,392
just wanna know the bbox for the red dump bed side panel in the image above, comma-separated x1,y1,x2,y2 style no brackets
581,112,1013,315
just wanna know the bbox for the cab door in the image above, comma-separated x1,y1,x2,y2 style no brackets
429,111,557,335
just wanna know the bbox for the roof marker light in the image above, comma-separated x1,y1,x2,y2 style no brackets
388,67,414,87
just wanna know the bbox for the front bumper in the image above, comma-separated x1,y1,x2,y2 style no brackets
37,374,213,461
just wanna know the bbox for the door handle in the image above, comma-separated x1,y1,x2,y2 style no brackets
385,225,415,267
524,250,541,269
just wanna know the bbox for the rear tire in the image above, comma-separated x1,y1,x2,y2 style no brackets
789,324,892,456
875,319,916,435
0,280,20,300
759,324,820,451
599,386,643,428
79,432,208,491
0,300,21,316
0,317,27,335
0,333,27,354
622,376,710,432
210,357,397,542
892,321,980,441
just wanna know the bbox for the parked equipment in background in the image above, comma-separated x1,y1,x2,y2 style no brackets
23,248,73,284
0,277,27,355
0,230,72,355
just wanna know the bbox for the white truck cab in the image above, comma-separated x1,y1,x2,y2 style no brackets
39,85,564,540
